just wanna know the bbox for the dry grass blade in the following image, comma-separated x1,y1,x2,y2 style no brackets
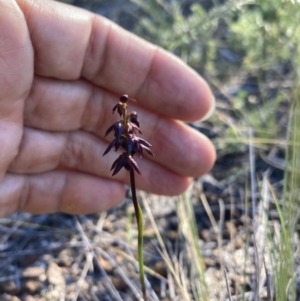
200,193,224,271
72,251,93,301
113,248,167,283
248,128,259,301
257,173,272,295
178,192,209,301
73,219,94,301
141,192,191,301
264,259,273,301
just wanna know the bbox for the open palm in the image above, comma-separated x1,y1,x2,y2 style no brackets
0,0,215,217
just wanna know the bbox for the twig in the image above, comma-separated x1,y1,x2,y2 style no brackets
96,247,144,300
72,251,93,301
224,268,233,301
75,217,123,301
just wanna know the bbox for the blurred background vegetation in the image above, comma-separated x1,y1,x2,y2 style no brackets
60,0,299,159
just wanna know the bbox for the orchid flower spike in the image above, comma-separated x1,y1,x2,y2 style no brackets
103,94,153,176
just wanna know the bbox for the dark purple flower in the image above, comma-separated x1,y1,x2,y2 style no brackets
103,135,127,156
103,121,126,156
138,144,153,157
110,153,141,176
129,111,140,128
126,136,153,157
105,121,124,137
127,122,142,135
112,102,124,116
102,138,120,156
103,139,116,156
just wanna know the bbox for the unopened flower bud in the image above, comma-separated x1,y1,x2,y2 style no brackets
119,94,128,103
130,111,140,128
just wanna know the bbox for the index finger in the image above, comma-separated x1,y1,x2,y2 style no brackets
17,0,213,122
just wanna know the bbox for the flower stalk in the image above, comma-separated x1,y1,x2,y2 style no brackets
130,169,146,300
103,94,153,301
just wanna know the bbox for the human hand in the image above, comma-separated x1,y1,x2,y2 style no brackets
0,0,215,217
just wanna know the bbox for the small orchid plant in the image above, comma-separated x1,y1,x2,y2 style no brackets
103,94,153,301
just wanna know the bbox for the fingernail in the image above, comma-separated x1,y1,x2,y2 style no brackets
200,95,216,121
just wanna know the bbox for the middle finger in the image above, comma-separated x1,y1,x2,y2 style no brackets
24,76,215,177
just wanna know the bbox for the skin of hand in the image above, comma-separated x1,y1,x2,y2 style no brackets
0,0,216,217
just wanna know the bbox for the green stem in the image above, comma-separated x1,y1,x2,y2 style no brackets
130,169,147,301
